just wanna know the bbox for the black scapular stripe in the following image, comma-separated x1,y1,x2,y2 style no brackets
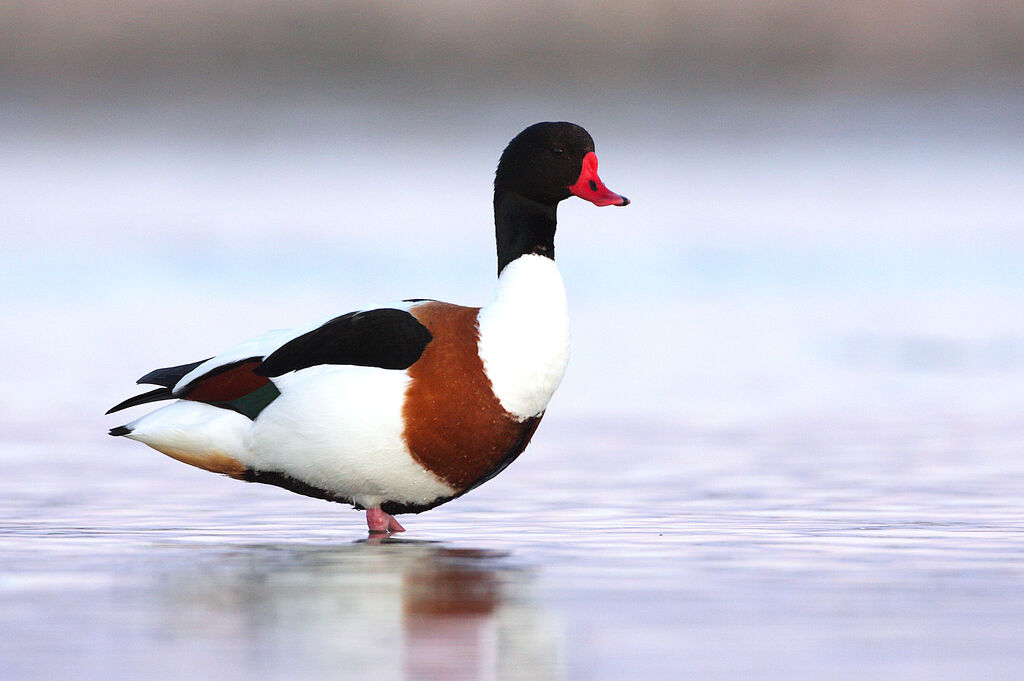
255,308,432,377
107,308,430,417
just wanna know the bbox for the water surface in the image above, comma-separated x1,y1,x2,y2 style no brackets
3,417,1024,680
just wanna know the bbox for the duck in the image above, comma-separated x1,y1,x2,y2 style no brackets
106,121,629,534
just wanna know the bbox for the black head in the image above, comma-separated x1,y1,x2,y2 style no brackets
494,122,629,208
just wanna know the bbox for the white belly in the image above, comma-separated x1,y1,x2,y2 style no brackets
249,364,455,509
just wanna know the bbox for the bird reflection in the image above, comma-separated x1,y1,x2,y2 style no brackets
399,545,505,680
154,538,564,681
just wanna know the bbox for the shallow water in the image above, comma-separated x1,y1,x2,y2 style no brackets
3,417,1024,680
3,92,1024,679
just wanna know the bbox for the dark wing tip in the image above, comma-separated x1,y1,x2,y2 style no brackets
108,425,133,437
105,386,174,415
137,358,212,387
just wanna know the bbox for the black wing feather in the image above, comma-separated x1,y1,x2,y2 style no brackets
255,308,432,377
107,308,429,418
107,357,212,416
105,387,175,415
136,358,212,387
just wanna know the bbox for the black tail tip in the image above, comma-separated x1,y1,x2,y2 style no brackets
109,426,132,437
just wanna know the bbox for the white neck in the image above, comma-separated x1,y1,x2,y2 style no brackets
476,254,570,420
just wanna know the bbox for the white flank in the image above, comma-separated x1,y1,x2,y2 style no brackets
250,364,456,509
476,254,570,419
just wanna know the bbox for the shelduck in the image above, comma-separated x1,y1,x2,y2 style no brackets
107,121,629,533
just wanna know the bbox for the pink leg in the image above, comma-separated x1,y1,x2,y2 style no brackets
366,507,406,534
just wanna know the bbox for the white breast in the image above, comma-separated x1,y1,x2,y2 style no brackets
476,254,571,420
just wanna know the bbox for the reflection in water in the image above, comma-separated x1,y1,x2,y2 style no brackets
148,539,563,681
401,545,501,681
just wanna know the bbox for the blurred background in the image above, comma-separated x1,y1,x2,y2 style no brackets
3,3,1024,680
2,0,1023,429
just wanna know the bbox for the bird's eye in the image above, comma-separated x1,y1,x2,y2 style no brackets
551,147,565,156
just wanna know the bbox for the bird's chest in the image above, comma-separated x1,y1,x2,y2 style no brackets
475,255,571,420
401,257,569,491
403,302,549,490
